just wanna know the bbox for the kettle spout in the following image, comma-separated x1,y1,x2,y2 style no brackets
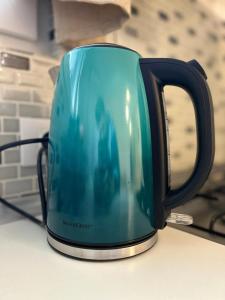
48,66,60,84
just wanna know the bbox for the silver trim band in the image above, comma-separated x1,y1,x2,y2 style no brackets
47,233,158,260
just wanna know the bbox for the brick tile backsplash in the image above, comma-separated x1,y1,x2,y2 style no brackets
20,166,36,177
0,49,57,197
19,104,50,118
5,178,33,195
0,166,18,180
17,72,42,87
0,134,17,146
33,89,53,104
0,102,16,116
0,69,15,84
2,88,31,102
3,118,19,132
4,149,20,164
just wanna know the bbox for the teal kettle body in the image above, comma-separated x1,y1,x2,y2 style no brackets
46,44,214,260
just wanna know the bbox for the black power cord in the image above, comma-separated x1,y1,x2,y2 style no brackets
0,136,49,227
0,196,43,227
0,137,48,152
37,147,47,224
209,210,225,232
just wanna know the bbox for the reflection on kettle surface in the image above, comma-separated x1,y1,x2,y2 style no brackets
94,98,120,216
58,116,87,214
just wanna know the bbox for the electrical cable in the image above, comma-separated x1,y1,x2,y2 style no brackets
209,210,225,232
195,193,218,201
0,196,44,227
0,137,49,227
37,147,47,224
0,137,48,152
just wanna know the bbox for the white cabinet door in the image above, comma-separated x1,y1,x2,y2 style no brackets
0,0,37,40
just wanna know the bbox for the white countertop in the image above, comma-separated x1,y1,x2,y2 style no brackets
0,220,225,300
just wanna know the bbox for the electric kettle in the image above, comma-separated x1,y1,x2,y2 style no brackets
43,43,215,260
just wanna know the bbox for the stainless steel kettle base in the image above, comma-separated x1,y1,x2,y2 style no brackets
47,233,158,261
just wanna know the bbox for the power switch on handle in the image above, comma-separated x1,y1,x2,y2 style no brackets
166,213,193,225
188,60,207,79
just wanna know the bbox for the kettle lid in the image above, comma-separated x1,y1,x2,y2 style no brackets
74,43,140,56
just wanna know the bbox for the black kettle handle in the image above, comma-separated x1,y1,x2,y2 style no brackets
140,58,215,228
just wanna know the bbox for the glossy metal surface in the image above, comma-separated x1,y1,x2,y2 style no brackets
47,46,154,246
47,232,158,260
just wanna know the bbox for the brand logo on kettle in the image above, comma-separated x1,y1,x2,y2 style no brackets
63,220,94,229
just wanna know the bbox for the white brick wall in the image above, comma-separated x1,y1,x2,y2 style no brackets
0,49,58,198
